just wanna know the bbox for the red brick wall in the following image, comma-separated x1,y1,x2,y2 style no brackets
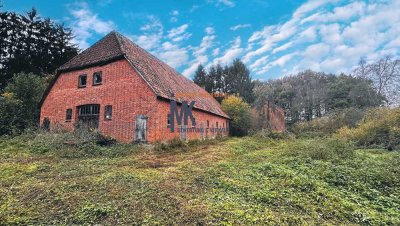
40,59,229,143
251,102,285,132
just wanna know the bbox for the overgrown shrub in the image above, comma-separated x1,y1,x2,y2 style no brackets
290,107,365,137
0,73,47,136
280,138,355,160
251,128,293,140
26,127,136,158
336,108,400,149
221,95,252,136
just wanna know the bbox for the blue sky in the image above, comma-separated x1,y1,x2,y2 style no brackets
3,0,400,80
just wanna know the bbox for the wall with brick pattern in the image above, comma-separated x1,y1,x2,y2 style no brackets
40,59,229,143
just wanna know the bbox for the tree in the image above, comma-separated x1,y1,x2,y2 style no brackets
195,59,255,104
0,73,47,135
193,64,207,90
226,59,255,103
0,8,78,90
221,95,252,136
354,56,400,106
254,70,383,125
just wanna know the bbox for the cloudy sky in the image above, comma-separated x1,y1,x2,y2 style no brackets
3,0,400,80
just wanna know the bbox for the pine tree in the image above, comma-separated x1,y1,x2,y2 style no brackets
0,8,78,90
226,59,255,103
193,64,207,89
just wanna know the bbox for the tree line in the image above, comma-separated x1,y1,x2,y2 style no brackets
0,8,79,135
193,59,255,103
0,8,78,90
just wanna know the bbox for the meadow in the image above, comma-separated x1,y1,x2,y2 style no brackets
0,134,399,225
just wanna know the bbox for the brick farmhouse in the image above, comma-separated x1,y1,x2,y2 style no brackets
40,31,230,143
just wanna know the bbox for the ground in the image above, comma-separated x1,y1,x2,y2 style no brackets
0,135,399,225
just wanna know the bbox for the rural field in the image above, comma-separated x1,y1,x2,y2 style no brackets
1,134,399,225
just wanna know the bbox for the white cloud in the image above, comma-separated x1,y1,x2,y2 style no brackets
158,42,189,68
132,15,163,50
208,0,235,9
230,24,251,31
182,27,217,77
68,2,114,49
170,10,179,22
213,36,243,65
167,24,192,42
242,0,400,78
217,0,235,8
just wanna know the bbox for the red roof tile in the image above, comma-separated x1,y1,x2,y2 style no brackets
51,31,229,119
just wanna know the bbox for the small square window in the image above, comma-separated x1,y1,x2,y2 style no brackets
104,105,112,120
93,71,102,85
66,109,72,121
78,74,87,87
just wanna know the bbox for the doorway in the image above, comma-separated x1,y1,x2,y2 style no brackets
135,115,147,142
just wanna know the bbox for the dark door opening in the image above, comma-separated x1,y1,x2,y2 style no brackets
77,104,100,130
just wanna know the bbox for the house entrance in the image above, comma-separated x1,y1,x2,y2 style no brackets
77,104,100,129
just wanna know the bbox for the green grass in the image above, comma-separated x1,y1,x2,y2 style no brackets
0,135,399,225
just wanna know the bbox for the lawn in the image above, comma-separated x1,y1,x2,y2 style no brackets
0,135,399,225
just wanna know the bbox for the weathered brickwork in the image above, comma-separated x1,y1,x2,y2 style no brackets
40,59,229,143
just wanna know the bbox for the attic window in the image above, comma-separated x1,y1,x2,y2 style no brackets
93,71,102,85
78,74,87,88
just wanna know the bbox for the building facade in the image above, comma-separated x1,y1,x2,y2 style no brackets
40,31,230,143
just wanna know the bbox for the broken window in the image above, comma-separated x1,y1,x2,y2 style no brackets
66,109,72,121
93,71,102,85
78,74,87,87
105,105,112,120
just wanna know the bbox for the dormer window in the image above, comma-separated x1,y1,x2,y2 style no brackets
93,71,102,85
78,74,87,88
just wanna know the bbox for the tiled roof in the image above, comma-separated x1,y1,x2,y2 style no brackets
54,31,229,119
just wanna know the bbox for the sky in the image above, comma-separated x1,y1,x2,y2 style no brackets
3,0,400,80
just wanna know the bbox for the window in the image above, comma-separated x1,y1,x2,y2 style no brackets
207,120,209,128
216,122,219,128
78,74,87,87
78,104,100,116
93,71,102,85
104,105,112,120
66,109,72,121
167,113,171,127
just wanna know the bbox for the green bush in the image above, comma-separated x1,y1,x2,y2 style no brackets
221,95,252,136
336,108,400,149
290,107,365,137
0,73,47,136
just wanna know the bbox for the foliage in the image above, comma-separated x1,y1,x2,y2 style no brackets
0,8,78,89
336,108,400,149
0,73,47,136
1,135,399,224
353,56,400,106
221,95,252,136
254,70,383,125
291,107,365,137
193,59,255,103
